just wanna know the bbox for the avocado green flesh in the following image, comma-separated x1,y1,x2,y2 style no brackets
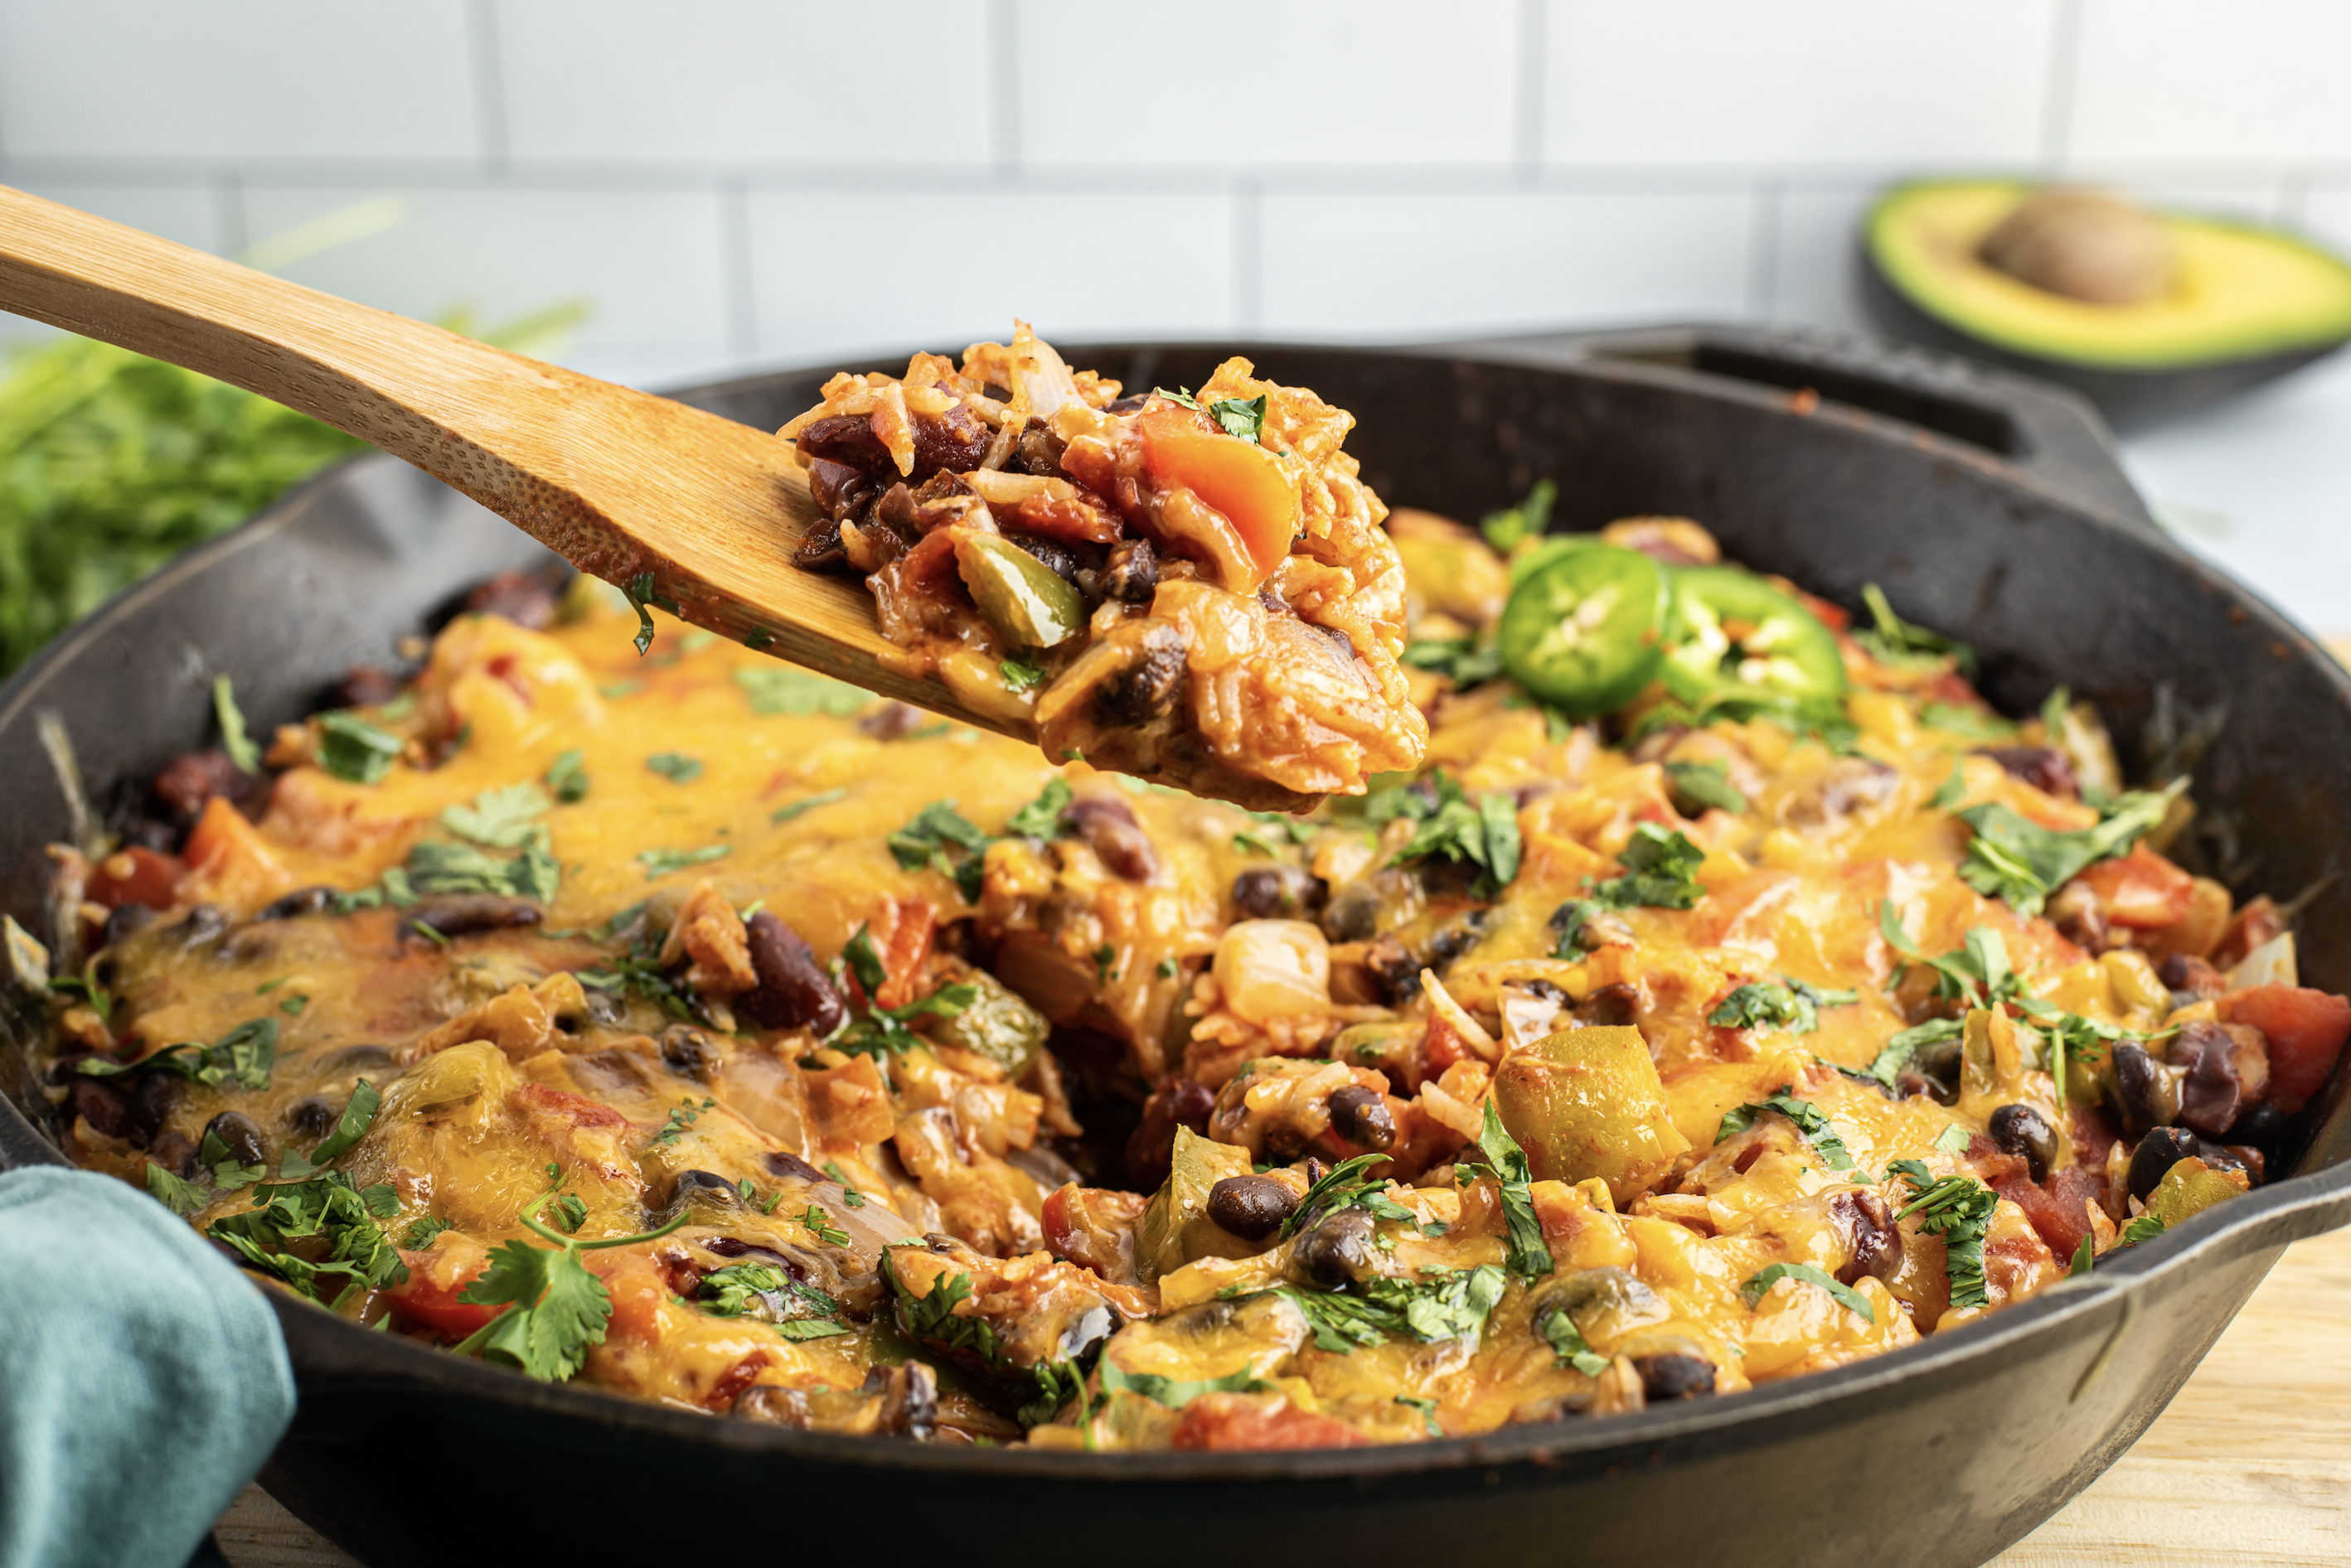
1869,181,2351,370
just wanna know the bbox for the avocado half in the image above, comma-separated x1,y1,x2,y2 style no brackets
1863,179,2351,431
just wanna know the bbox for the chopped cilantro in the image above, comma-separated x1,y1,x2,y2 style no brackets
1935,1123,1973,1155
78,1017,279,1092
1591,822,1706,909
999,657,1049,694
1856,583,1975,674
636,844,728,879
799,1204,851,1246
1394,1395,1443,1436
1709,977,1858,1035
144,1160,210,1217
652,1097,713,1145
1539,1303,1610,1377
547,1193,588,1235
2120,1212,2167,1246
1100,1361,1268,1409
1480,478,1555,554
1955,782,2184,917
771,788,846,824
448,1193,689,1380
401,1216,455,1250
1455,1102,1554,1281
1716,1086,1856,1173
735,664,868,716
1743,1261,1875,1323
441,782,553,848
2069,1234,2095,1275
1401,636,1503,688
624,572,662,656
1376,771,1521,891
1888,1159,2000,1309
318,711,402,784
1920,702,2017,742
1006,777,1072,840
888,800,989,903
1664,759,1747,816
408,838,560,902
545,748,589,803
885,1254,1003,1364
644,752,704,784
824,1160,867,1207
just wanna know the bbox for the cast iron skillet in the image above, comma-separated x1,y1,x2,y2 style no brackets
4,326,2349,1568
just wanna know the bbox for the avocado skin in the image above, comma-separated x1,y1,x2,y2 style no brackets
1861,242,2349,433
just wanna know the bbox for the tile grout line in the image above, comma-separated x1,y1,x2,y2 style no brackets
466,0,511,175
1513,0,1545,181
2038,0,2083,172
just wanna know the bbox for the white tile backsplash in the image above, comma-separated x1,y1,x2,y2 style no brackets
493,0,993,167
2067,0,2351,166
1258,188,1753,339
1015,0,1519,170
1767,184,1879,333
0,2,479,162
1543,0,2056,171
239,183,733,375
743,188,1236,366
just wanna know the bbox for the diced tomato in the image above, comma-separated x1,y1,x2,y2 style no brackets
703,1351,773,1411
1137,401,1299,584
872,898,937,1010
85,847,185,911
387,1240,498,1338
1795,590,1850,632
1421,1014,1468,1073
1993,1166,2105,1263
2071,844,2195,929
1171,1396,1369,1450
2218,985,2351,1114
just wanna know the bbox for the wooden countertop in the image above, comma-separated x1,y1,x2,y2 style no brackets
214,1227,2351,1568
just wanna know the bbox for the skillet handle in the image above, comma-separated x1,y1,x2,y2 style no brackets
1456,322,2162,537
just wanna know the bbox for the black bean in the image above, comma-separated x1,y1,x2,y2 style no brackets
2128,1126,2201,1205
764,1150,827,1185
2109,1042,2179,1142
739,912,846,1035
2157,953,2227,1001
202,1111,268,1169
1989,1102,2058,1183
2227,1101,2288,1147
1319,879,1384,943
660,1024,720,1082
1295,1207,1377,1288
1232,864,1323,920
259,886,337,922
1360,936,1423,1004
1104,393,1151,415
1326,1085,1394,1152
125,1072,180,1141
1093,633,1186,728
2174,1020,2261,1138
1208,1174,1299,1240
1633,1353,1716,1401
99,903,156,950
1069,796,1158,882
1124,1078,1216,1189
284,1097,340,1139
1977,745,2079,799
405,895,544,941
1099,538,1159,603
150,751,254,825
1424,908,1490,965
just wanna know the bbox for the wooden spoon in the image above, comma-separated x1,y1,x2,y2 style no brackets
0,183,1021,739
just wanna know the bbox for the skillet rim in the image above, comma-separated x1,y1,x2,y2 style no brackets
3,336,2350,1483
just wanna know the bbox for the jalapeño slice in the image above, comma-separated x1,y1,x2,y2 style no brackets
1497,544,1674,718
1658,565,1846,708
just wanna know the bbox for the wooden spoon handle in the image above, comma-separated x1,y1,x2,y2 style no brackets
0,184,1000,733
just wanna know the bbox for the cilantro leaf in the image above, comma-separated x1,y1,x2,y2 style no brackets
886,1254,1003,1364
1385,771,1521,892
408,838,560,902
1460,1101,1554,1282
212,674,260,774
1006,777,1072,840
999,656,1049,694
1100,1361,1268,1409
1539,1303,1611,1377
799,1204,851,1246
1955,782,2184,917
78,1017,279,1092
823,1160,868,1207
459,1241,608,1381
145,1159,210,1217
1889,1164,2000,1309
1591,823,1707,909
1480,479,1556,554
1401,636,1503,688
735,664,869,715
401,1216,455,1250
1855,583,1975,674
1209,394,1267,443
545,748,589,803
440,782,552,848
636,844,728,879
1743,1261,1875,1323
1919,702,2017,742
644,752,703,784
1715,1086,1856,1172
1709,977,1856,1035
318,711,402,784
771,788,846,825
2121,1212,2165,1246
1664,759,1747,816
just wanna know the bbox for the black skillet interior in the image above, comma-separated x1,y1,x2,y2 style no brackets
3,326,2350,1568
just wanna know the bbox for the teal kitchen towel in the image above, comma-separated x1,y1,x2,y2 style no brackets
0,1166,293,1568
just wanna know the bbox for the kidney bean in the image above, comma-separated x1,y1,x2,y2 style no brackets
1633,1353,1716,1401
794,413,890,471
463,569,560,629
405,895,545,940
1207,1174,1298,1241
150,751,258,825
1124,1077,1215,1189
1829,1189,1897,1284
803,458,874,528
333,664,405,709
1326,1085,1394,1152
1977,745,2079,799
65,1079,132,1143
1069,796,1158,882
284,1097,340,1140
2110,1042,2182,1142
739,912,846,1035
148,1130,198,1180
910,404,991,478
